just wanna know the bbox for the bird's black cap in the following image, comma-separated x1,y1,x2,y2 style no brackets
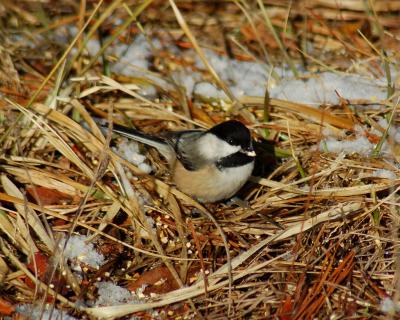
208,120,253,150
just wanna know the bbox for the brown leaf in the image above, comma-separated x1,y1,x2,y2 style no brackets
277,295,294,320
25,252,50,291
26,186,73,206
0,298,14,316
240,20,278,49
27,252,49,278
128,266,180,295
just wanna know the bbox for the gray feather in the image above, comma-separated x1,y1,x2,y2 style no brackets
109,124,175,164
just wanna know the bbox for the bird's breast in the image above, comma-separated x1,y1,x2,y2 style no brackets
173,160,254,203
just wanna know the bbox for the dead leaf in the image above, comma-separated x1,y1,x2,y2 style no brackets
0,298,14,316
128,266,180,295
26,186,73,206
27,252,49,279
25,252,50,290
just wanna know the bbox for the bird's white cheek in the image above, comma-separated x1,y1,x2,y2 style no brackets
197,134,240,160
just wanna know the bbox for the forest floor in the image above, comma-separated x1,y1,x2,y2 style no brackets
0,1,400,319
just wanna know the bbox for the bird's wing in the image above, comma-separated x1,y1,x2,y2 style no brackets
163,130,209,171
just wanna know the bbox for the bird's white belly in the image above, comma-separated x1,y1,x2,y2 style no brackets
173,161,254,202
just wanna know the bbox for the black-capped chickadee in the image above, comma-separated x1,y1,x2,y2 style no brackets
109,120,256,203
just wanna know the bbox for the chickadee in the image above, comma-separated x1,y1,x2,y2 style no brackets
109,120,256,203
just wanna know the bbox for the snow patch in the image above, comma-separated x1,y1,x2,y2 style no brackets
113,138,153,174
95,282,138,306
60,234,104,268
16,304,78,320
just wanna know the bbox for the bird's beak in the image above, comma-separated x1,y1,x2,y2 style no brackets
242,147,256,157
246,150,256,157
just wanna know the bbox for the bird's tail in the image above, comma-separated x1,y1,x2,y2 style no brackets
102,122,174,163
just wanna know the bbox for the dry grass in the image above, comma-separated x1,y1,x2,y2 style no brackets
0,0,399,319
